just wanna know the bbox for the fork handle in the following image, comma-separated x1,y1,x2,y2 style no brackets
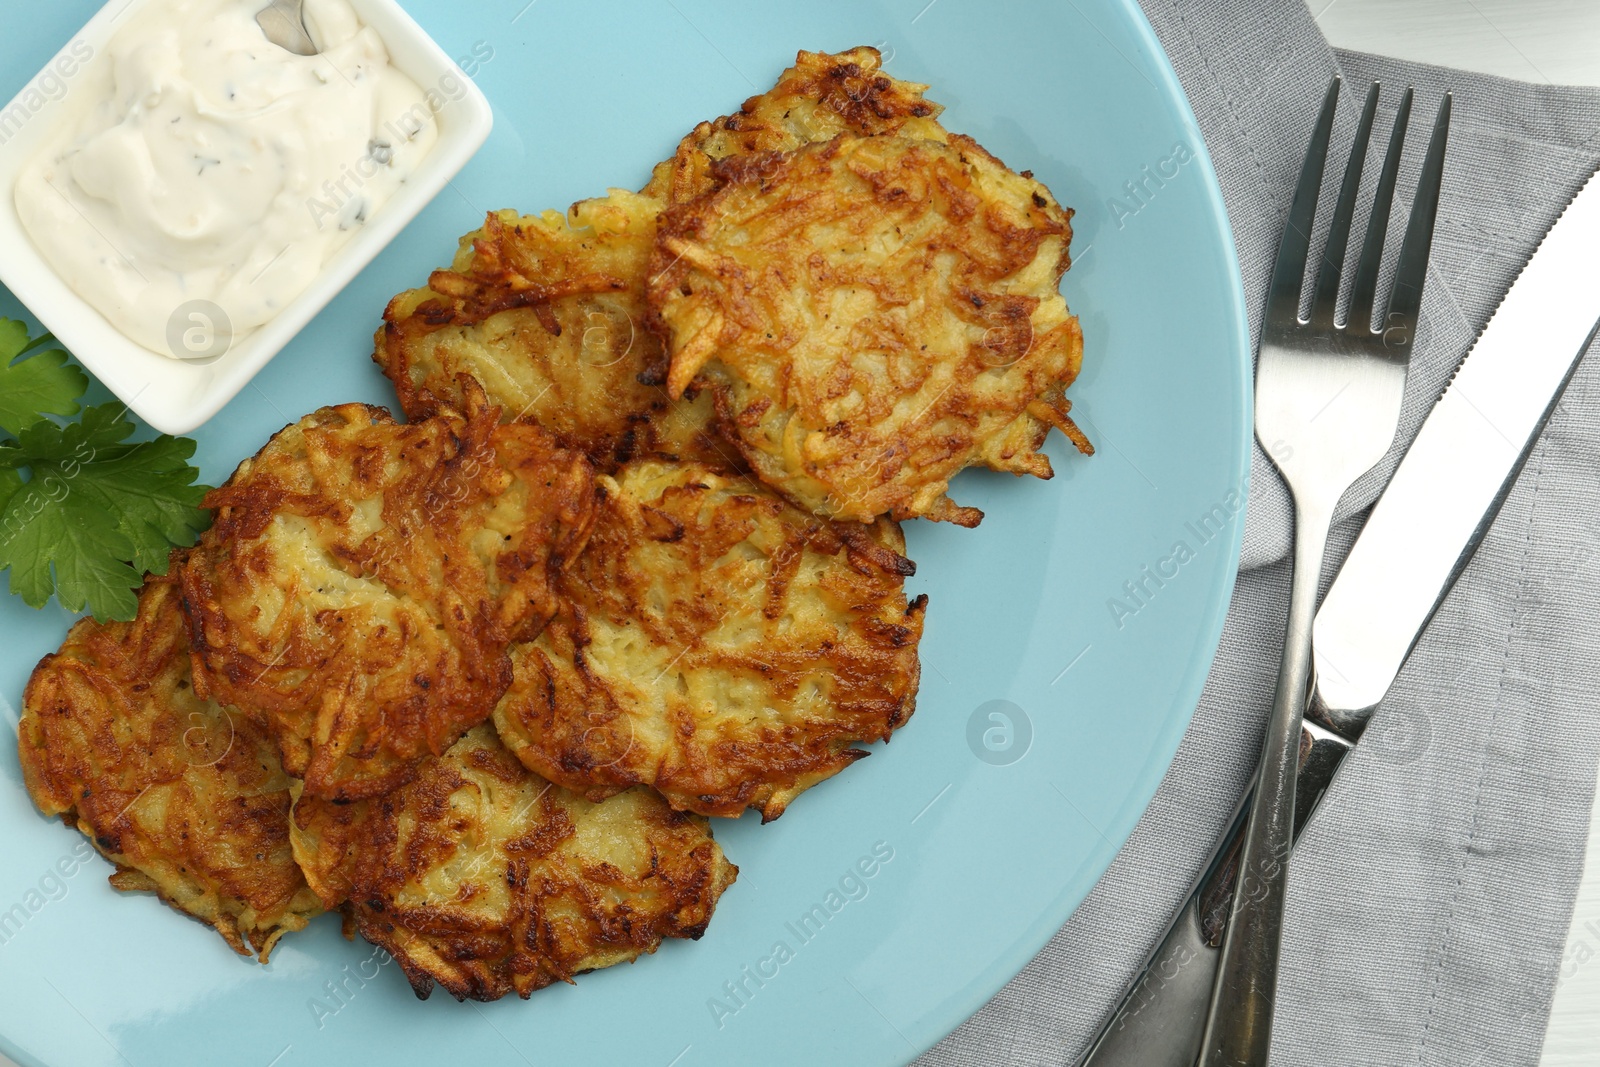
1197,498,1332,1066
1075,720,1352,1067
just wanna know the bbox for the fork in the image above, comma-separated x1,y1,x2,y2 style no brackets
1195,78,1451,1066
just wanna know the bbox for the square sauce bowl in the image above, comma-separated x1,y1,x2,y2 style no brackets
0,0,493,434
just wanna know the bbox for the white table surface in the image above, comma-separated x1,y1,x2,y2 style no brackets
1315,3,1600,1065
4,4,1597,1067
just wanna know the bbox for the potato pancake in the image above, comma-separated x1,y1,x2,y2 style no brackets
492,458,926,822
374,193,735,472
374,47,942,476
649,133,1092,527
291,725,736,1001
18,573,321,961
181,397,596,803
643,45,948,206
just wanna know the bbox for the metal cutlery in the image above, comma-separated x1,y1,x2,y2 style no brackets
1076,78,1452,1066
1084,103,1600,1067
1195,77,1451,1067
256,0,318,56
1077,722,1353,1067
1312,166,1600,736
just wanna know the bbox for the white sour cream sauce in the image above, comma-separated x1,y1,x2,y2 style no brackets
15,0,439,357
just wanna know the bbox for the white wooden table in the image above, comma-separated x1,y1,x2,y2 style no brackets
1314,3,1600,1064
2,5,1595,1067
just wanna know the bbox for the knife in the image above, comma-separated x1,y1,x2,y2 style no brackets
1077,165,1600,1067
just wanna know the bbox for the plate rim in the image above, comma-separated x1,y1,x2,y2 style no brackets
895,0,1253,1058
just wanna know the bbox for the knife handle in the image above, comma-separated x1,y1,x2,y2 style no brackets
1076,721,1352,1067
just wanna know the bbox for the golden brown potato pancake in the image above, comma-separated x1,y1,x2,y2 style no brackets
181,397,596,803
373,47,942,476
492,458,926,822
649,133,1091,527
643,45,949,205
18,573,321,961
374,194,735,472
291,725,736,1001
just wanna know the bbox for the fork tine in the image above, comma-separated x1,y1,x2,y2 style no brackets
1346,88,1415,334
1380,93,1453,349
1266,77,1341,327
1309,83,1380,328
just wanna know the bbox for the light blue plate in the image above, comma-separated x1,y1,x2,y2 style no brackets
0,2,1249,1065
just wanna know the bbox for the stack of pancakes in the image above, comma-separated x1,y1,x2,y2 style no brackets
18,47,1085,1003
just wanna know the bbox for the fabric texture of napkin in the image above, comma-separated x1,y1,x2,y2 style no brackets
920,1,1600,1064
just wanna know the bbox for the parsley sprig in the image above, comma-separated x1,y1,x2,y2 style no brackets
0,320,211,622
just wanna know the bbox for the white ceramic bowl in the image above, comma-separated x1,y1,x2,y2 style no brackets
0,0,492,435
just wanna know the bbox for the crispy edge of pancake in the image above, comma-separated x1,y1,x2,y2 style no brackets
642,45,949,205
374,196,736,473
290,725,737,1001
375,195,653,422
375,46,944,475
181,394,597,802
493,458,926,822
648,132,1090,527
18,571,321,961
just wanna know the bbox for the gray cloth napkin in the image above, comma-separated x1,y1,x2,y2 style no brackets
919,2,1600,1064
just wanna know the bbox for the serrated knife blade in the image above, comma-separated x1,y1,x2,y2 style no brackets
1080,168,1600,1067
1312,167,1600,735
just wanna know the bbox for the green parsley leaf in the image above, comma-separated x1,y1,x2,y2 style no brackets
0,403,211,622
0,319,88,436
0,466,20,516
